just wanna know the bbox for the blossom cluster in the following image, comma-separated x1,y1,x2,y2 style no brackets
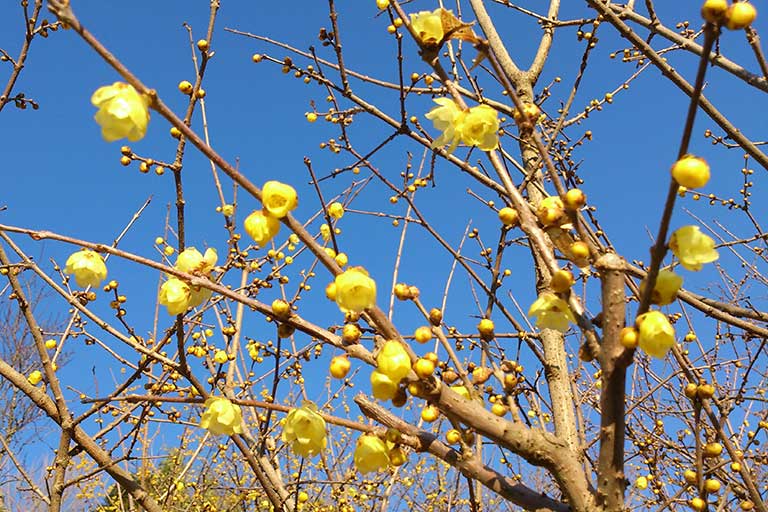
159,247,218,316
243,181,299,248
426,99,500,154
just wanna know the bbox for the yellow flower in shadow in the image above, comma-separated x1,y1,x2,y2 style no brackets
354,434,390,474
636,311,676,359
527,292,575,333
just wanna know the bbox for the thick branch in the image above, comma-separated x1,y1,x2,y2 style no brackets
356,395,569,512
595,253,630,510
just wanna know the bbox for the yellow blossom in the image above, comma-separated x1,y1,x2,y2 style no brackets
354,434,390,474
244,210,281,247
409,9,444,45
371,370,398,400
328,202,345,220
175,247,217,276
200,396,243,436
28,370,43,386
159,277,191,315
641,269,683,306
262,181,298,219
450,385,471,400
536,196,566,226
282,401,327,457
213,350,228,364
636,311,676,359
527,292,576,333
320,223,332,242
91,82,150,142
333,266,377,313
188,284,212,309
64,249,108,288
425,98,463,153
459,105,499,151
671,155,710,189
377,340,411,382
669,225,719,271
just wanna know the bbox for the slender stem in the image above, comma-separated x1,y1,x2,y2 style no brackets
637,25,716,316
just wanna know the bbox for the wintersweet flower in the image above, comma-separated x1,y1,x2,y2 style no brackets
320,223,332,242
669,225,719,271
333,266,377,313
371,370,398,400
409,9,444,45
175,247,217,276
354,435,390,474
527,292,576,333
64,249,108,288
261,181,298,219
425,98,463,154
282,401,327,457
536,196,566,226
641,269,683,306
188,284,212,309
328,202,345,220
91,82,150,142
671,155,710,189
28,370,43,386
200,396,243,436
244,210,281,247
159,277,192,315
376,340,411,382
459,104,499,151
636,311,676,359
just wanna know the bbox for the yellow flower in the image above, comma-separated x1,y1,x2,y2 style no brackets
527,292,576,333
636,311,676,359
28,370,43,386
159,277,191,315
425,98,463,154
320,223,332,242
371,370,398,400
450,385,470,400
282,401,327,457
175,247,217,275
409,9,444,45
671,155,710,189
244,210,281,247
328,202,345,220
91,82,150,142
459,105,499,151
354,434,390,474
64,249,108,288
262,181,298,219
669,225,719,271
377,341,411,382
213,350,228,364
247,342,259,360
333,266,377,313
200,396,243,436
188,284,212,309
641,269,683,306
536,196,566,226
